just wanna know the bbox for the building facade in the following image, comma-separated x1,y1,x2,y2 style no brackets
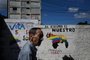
8,0,41,24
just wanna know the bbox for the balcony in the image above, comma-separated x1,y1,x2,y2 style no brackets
31,0,40,2
9,0,20,2
21,2,30,7
21,15,31,19
9,8,21,14
31,9,40,14
9,14,21,19
21,0,30,2
31,14,40,20
31,2,40,8
21,8,31,14
9,1,21,7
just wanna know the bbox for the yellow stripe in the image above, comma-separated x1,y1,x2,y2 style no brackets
59,35,67,40
48,35,67,40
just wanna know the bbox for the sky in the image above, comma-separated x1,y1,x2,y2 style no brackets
0,0,7,16
0,0,90,24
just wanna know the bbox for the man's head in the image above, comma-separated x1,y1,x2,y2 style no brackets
29,28,43,46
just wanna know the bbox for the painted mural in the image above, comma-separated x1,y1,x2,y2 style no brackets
5,20,90,60
5,19,39,49
36,25,90,60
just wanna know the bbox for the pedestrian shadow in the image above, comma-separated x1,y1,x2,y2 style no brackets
0,16,20,60
62,55,74,60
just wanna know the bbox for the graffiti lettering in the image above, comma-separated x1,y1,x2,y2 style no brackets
9,23,25,30
52,28,75,32
48,49,62,54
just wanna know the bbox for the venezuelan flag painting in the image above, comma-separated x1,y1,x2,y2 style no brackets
46,33,69,48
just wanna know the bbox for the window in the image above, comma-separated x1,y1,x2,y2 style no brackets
26,8,30,9
26,14,30,15
13,7,17,11
27,1,30,4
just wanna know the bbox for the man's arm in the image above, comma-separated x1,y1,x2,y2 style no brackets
18,52,32,60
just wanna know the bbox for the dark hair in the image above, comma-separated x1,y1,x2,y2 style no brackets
29,28,43,38
29,27,41,35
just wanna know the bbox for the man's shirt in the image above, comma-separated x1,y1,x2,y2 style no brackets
18,40,37,60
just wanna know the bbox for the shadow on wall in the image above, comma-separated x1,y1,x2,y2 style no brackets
0,15,20,60
62,55,74,60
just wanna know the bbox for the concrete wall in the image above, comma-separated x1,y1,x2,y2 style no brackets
36,25,90,60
